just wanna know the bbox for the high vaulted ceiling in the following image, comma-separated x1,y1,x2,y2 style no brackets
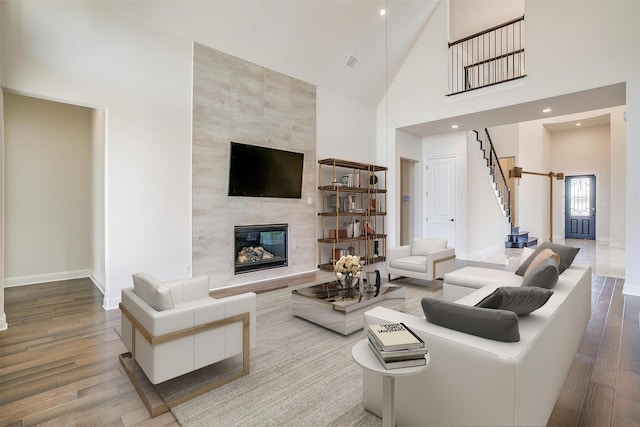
103,0,440,107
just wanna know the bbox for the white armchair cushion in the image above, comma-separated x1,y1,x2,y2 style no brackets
411,238,447,256
132,273,174,311
165,276,210,304
390,256,428,273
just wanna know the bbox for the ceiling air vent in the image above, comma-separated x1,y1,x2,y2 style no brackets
345,55,359,69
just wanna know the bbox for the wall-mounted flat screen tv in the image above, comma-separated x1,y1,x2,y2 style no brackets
228,142,304,199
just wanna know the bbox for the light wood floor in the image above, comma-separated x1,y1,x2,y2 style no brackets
1,273,639,426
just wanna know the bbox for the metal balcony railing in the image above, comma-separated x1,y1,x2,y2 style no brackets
448,16,526,95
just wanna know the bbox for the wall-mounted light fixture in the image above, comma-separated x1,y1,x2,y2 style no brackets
509,167,564,242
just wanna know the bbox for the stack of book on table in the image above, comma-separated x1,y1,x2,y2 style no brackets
366,323,427,369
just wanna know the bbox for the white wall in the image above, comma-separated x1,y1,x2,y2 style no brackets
609,107,626,248
488,124,519,158
466,134,511,258
4,93,92,284
0,1,379,311
516,120,552,242
382,0,640,295
450,0,525,41
550,124,611,242
317,89,376,163
91,109,106,291
396,130,423,245
0,87,6,331
1,1,194,308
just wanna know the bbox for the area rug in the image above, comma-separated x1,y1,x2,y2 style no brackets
160,280,441,426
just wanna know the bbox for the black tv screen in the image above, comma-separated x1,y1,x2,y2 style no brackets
228,142,304,199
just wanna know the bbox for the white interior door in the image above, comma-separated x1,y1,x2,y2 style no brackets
425,156,457,247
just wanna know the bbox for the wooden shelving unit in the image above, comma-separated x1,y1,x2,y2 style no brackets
317,158,387,271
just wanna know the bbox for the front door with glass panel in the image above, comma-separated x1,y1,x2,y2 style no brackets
565,175,596,240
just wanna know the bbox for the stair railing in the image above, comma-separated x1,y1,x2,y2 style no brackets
475,128,511,224
448,16,526,95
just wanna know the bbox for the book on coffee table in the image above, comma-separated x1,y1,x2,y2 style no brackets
367,323,424,351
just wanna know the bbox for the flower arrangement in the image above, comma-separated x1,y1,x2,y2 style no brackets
334,254,361,281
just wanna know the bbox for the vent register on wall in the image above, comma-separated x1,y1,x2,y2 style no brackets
317,158,387,271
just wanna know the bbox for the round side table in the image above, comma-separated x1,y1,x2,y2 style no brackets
352,339,429,427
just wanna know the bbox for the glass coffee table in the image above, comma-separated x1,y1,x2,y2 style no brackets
291,280,406,335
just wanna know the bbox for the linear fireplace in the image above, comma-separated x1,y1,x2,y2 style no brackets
234,224,288,274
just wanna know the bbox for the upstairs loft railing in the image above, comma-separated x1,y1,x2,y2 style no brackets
448,16,526,95
475,128,512,225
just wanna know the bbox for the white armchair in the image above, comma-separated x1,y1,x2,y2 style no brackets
386,238,456,289
119,272,256,416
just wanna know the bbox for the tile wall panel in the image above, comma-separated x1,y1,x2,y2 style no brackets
192,43,317,288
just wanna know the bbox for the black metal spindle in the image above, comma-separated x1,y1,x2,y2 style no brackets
448,16,525,95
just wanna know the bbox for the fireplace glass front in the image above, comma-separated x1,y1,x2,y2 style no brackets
234,224,288,274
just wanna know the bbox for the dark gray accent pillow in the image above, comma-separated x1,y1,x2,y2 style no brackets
521,258,560,289
421,297,520,342
516,242,579,276
475,286,554,316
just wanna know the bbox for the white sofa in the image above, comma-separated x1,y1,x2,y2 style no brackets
362,262,592,426
386,238,455,288
120,273,257,415
443,264,525,301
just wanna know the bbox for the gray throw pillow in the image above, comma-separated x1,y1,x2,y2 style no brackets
421,297,520,342
521,258,559,289
516,242,579,276
475,286,554,316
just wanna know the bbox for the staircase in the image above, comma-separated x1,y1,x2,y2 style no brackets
505,225,538,248
473,129,511,222
472,129,539,248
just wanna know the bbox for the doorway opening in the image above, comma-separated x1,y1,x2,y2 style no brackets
400,158,417,246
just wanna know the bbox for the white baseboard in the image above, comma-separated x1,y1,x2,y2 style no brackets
4,269,93,287
89,272,105,295
103,296,120,311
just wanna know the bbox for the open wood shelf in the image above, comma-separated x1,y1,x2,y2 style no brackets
317,158,387,270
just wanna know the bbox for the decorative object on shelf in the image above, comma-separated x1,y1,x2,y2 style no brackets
370,173,378,188
353,220,361,238
334,255,361,299
364,220,374,236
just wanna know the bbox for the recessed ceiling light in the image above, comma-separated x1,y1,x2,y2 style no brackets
576,123,582,126
380,9,386,16
451,125,459,129
542,108,552,113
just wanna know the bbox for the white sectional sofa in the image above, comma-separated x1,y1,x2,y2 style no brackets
362,261,592,426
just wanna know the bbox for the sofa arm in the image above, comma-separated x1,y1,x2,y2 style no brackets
426,247,455,262
386,245,411,261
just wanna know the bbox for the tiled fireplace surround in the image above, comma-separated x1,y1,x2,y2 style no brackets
192,43,317,289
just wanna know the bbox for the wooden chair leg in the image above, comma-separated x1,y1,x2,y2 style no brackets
118,311,251,417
